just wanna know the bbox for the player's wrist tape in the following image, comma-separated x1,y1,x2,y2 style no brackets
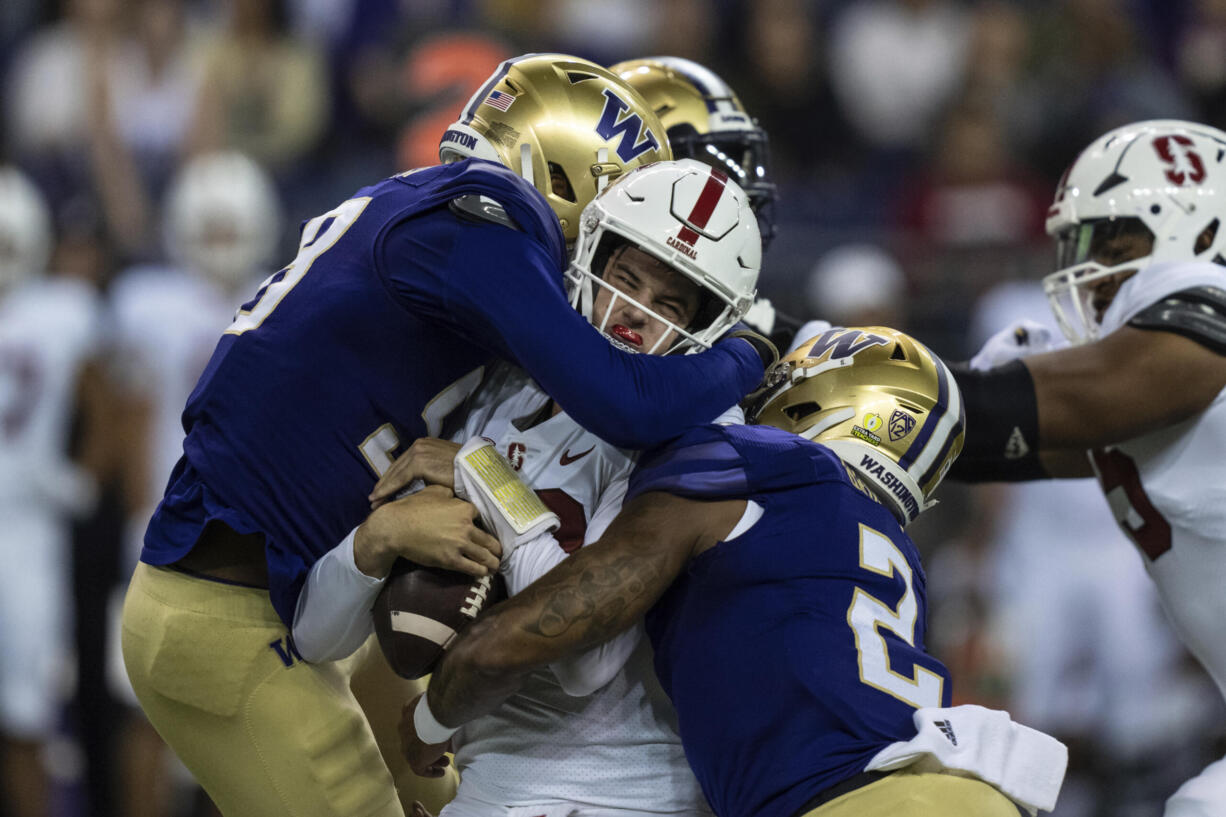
413,693,458,745
453,437,559,560
947,360,1047,483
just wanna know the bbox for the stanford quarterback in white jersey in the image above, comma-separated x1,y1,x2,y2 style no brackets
368,159,761,816
951,120,1226,817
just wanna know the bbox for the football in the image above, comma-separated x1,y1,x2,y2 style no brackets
372,558,506,679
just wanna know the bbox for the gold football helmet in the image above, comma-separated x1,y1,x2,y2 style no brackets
438,53,672,244
749,326,964,525
611,56,776,245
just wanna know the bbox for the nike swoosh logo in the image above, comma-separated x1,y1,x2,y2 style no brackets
559,445,595,466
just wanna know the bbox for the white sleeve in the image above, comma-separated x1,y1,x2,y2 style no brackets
291,527,386,663
494,476,641,696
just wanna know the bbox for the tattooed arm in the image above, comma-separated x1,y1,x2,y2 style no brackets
424,491,746,727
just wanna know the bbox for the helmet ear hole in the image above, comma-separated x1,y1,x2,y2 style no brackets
890,344,907,361
783,401,821,422
1196,218,1220,254
548,162,577,202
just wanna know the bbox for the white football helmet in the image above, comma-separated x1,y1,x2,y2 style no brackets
567,158,760,355
164,151,282,290
1044,119,1226,343
437,53,671,244
0,167,52,293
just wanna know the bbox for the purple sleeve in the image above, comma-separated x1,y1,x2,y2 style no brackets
381,212,764,449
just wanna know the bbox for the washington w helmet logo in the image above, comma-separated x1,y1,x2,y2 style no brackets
595,89,661,162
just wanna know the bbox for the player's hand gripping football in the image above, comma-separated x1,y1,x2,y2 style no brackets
354,484,501,578
369,438,462,508
400,693,452,779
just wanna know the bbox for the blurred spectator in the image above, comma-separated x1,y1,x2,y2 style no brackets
727,0,852,183
0,167,113,817
650,0,721,64
545,0,660,64
828,0,971,154
963,1,1031,105
6,0,125,187
805,243,907,329
1176,0,1226,127
189,0,329,172
103,0,203,195
1018,0,1194,180
393,32,512,171
8,0,205,261
896,101,1049,248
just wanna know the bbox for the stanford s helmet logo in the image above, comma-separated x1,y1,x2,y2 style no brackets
1152,135,1206,186
595,89,660,163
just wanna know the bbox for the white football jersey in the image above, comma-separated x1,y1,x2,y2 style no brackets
1090,260,1226,697
0,276,103,512
108,266,250,562
445,362,710,815
972,282,1187,754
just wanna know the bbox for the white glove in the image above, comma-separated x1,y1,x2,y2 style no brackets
969,320,1065,372
453,437,559,561
866,704,1068,815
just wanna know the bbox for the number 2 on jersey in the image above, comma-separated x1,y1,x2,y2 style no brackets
226,197,371,335
847,524,944,709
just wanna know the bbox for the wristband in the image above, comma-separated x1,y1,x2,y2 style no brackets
947,359,1047,483
413,693,459,745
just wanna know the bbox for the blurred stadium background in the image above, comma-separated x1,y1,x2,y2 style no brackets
2,0,1225,815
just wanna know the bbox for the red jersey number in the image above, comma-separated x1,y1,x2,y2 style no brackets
1090,448,1172,560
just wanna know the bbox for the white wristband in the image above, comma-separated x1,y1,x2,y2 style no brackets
413,693,458,745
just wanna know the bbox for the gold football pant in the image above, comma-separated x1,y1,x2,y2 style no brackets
121,562,444,817
804,769,1025,817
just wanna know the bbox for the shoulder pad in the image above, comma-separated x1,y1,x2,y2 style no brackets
1127,285,1226,355
448,194,521,231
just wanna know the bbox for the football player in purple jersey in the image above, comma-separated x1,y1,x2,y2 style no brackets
120,54,771,817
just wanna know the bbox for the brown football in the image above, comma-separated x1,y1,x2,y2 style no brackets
372,558,506,679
